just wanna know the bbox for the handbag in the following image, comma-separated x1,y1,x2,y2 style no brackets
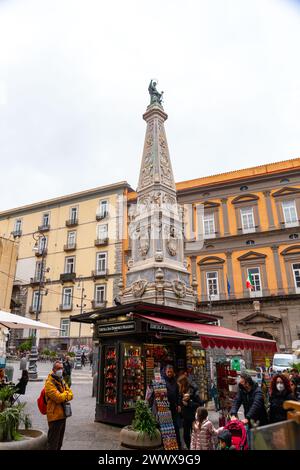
53,380,72,418
62,401,72,418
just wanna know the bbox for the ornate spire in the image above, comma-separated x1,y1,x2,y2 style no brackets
120,82,197,310
137,98,176,195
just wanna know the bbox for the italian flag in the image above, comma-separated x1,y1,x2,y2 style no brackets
246,272,255,290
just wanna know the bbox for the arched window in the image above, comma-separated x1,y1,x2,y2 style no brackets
252,331,274,340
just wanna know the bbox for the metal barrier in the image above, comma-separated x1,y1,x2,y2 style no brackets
250,401,300,450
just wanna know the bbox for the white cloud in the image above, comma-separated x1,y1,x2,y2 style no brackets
0,0,300,210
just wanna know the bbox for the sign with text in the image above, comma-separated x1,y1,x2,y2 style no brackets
97,322,136,335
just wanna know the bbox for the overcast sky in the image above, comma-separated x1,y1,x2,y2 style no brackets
1,0,300,211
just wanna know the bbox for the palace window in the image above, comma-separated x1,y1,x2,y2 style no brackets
248,267,262,297
292,263,300,294
206,271,219,301
203,214,215,239
282,200,298,228
240,207,255,234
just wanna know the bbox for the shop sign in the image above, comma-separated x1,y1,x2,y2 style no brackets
148,323,177,333
97,321,136,335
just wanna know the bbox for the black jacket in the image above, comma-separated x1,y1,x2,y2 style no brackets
180,385,204,423
165,377,180,414
63,361,72,377
230,382,268,426
269,391,294,424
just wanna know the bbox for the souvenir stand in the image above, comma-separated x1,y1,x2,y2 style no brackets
215,362,239,426
70,303,219,425
186,342,209,402
151,374,178,450
70,301,277,426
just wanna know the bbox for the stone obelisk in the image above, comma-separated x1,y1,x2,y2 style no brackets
119,80,197,309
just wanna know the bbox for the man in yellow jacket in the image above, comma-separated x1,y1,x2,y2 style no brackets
45,360,73,450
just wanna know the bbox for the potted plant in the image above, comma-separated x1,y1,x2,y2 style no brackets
120,400,162,449
0,384,47,450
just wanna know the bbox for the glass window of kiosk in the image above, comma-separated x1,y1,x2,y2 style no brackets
121,344,144,410
103,346,117,405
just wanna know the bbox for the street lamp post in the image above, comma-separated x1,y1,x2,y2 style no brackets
75,277,86,369
28,231,49,381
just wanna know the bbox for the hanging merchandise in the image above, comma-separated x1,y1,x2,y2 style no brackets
186,342,209,402
152,379,178,451
104,346,117,405
216,362,238,425
122,344,144,409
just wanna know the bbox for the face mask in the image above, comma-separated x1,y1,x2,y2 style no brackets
276,383,285,392
55,369,63,378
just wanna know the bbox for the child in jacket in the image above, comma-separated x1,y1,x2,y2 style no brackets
190,407,218,450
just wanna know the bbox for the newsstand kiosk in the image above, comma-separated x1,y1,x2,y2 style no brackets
70,301,277,426
70,301,221,426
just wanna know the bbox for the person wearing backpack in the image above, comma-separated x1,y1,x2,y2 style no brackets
44,360,73,450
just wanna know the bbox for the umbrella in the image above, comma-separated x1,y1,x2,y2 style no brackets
0,310,59,330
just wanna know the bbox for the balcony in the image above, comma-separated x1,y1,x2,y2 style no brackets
60,272,76,283
91,300,107,309
96,212,108,221
35,248,48,257
11,230,22,238
64,243,77,252
281,220,299,229
94,238,109,246
29,306,41,314
59,303,73,312
30,276,45,286
38,224,50,232
65,218,78,227
92,269,108,280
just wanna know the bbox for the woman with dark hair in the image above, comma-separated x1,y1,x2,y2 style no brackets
14,369,29,394
291,377,300,401
177,375,203,449
269,374,293,424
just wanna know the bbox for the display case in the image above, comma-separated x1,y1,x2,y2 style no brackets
186,343,209,402
121,344,144,410
103,346,117,405
144,344,175,384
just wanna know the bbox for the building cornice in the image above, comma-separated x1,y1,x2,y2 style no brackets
0,181,133,219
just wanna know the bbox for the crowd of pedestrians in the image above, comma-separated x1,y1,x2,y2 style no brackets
147,365,300,450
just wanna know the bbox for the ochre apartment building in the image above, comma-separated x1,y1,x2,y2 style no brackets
0,182,132,351
1,159,300,352
0,236,17,311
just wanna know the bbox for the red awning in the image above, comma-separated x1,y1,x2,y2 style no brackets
137,314,277,352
